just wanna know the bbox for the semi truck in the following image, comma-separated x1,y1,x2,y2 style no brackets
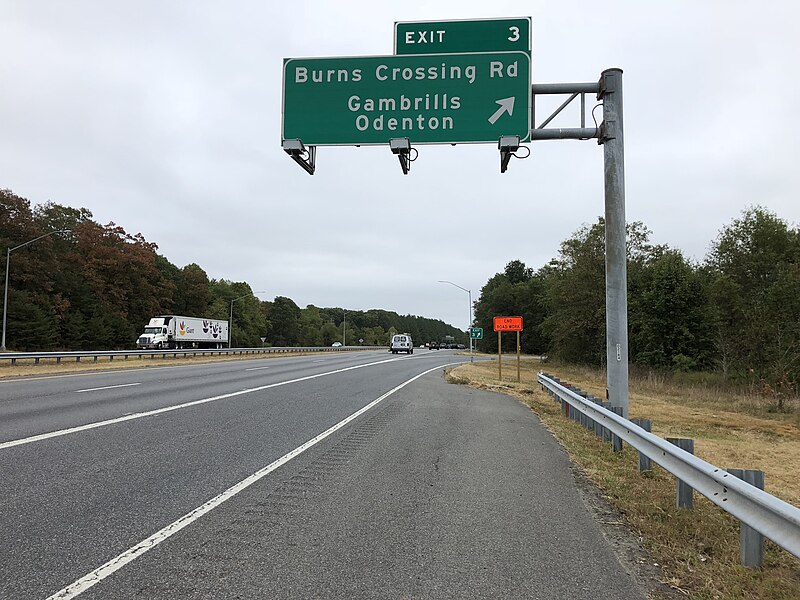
136,315,229,350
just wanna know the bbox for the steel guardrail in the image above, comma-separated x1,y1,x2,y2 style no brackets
0,346,382,365
538,372,800,559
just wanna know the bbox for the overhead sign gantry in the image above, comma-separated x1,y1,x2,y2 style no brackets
282,17,532,175
280,18,630,418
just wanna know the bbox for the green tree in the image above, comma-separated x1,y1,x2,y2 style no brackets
269,296,301,346
540,222,607,364
705,206,800,397
318,322,339,346
628,249,714,370
299,305,324,346
179,263,211,316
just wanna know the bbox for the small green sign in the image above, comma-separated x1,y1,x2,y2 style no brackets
395,18,531,57
282,52,530,146
470,327,484,340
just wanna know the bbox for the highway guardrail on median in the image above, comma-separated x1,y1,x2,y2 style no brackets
0,346,381,366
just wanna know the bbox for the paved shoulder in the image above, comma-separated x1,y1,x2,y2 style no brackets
83,370,646,599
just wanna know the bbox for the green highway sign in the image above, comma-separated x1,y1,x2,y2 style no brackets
282,52,530,146
469,327,484,340
395,18,531,57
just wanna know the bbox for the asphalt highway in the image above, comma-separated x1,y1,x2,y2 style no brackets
0,349,646,599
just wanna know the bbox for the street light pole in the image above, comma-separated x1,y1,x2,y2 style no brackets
229,290,267,349
2,229,71,351
343,309,346,346
437,280,473,362
229,297,239,349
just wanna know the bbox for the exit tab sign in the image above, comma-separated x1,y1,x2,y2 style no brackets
395,17,531,57
493,316,523,331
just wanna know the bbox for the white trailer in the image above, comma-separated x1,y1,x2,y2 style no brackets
136,315,229,350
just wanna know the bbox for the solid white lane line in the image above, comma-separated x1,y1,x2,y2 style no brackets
244,366,271,371
45,362,458,600
0,355,409,451
75,383,141,393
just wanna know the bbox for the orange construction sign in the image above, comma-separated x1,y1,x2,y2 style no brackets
493,316,523,332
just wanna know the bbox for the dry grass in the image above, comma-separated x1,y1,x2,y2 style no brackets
448,357,800,600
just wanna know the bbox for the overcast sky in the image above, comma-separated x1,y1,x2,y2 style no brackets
2,1,799,331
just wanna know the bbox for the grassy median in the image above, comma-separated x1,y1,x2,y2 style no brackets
448,357,800,600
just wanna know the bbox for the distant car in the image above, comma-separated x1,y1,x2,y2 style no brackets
429,341,440,350
390,334,413,354
331,342,342,347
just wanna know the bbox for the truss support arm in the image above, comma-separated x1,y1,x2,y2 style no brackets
530,128,598,140
532,82,599,95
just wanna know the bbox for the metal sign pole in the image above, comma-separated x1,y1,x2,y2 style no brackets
529,71,629,418
517,330,521,383
599,68,629,418
498,331,502,381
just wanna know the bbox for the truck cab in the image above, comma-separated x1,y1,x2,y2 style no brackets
137,318,172,349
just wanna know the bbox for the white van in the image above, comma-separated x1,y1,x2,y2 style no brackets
390,334,413,354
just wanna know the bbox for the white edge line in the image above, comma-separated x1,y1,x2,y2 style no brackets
75,383,141,393
46,361,462,599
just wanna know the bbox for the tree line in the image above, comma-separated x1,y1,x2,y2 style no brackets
1,189,464,351
474,206,800,400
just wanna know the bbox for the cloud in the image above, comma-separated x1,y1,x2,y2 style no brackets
2,1,799,329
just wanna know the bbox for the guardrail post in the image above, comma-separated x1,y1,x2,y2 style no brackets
76,356,80,363
609,407,624,451
586,394,595,430
578,391,591,430
667,438,695,508
589,396,603,439
631,419,653,472
601,402,612,442
727,468,765,567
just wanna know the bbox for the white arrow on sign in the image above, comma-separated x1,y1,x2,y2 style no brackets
487,97,515,124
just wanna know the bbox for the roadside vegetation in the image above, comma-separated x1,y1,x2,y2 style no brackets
449,357,800,600
1,189,464,352
474,206,800,404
